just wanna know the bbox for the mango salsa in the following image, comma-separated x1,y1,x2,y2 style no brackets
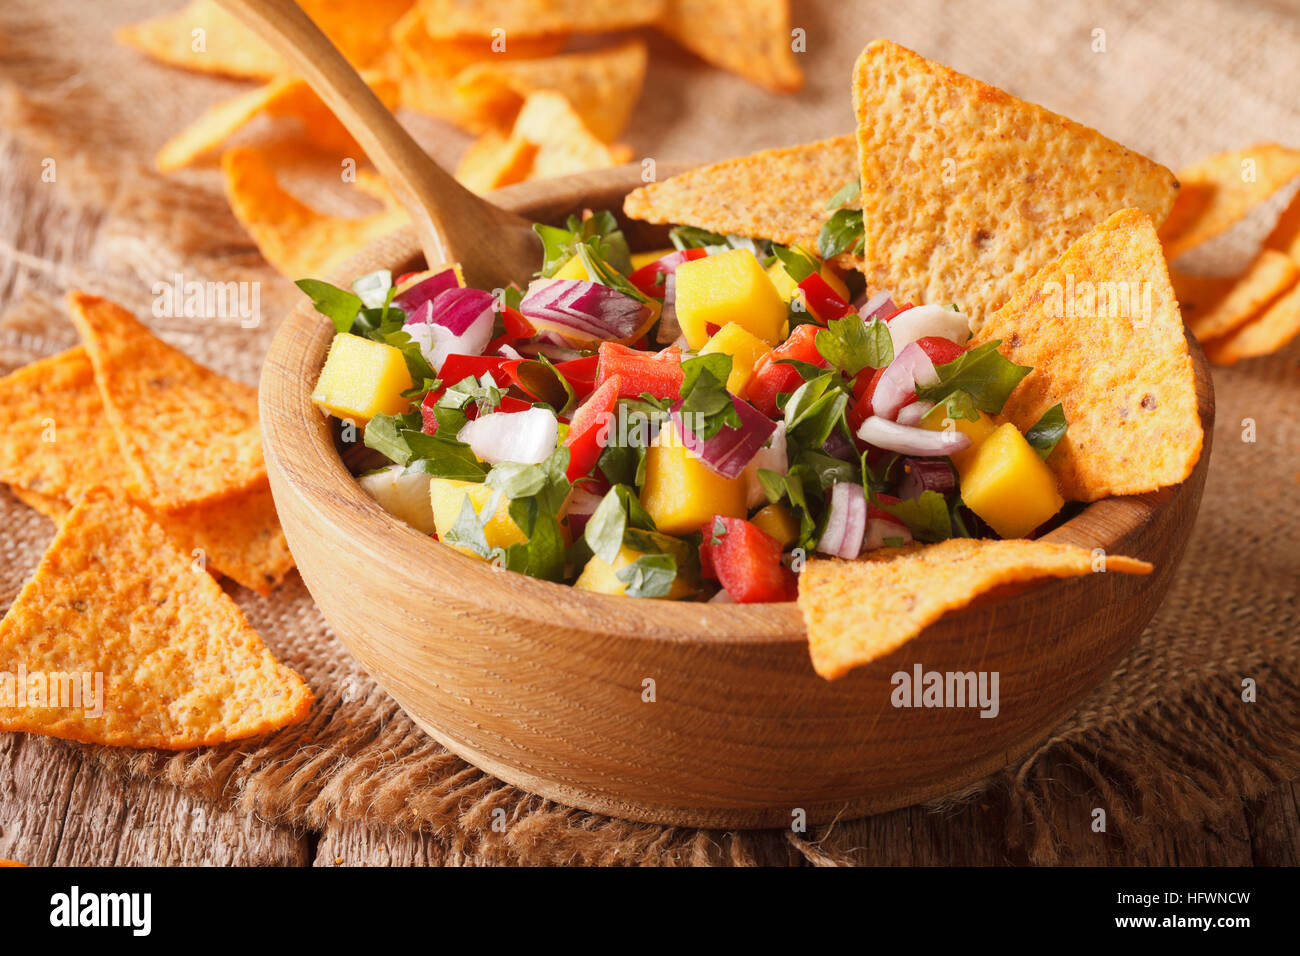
698,322,772,397
766,255,851,306
921,406,999,474
751,503,800,547
958,423,1064,538
553,255,594,282
674,248,787,349
311,332,413,422
575,541,697,599
640,423,748,535
428,477,528,557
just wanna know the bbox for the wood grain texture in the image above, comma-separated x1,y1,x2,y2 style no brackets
261,167,1216,829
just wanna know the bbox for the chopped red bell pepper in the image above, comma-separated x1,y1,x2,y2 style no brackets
628,248,708,299
699,516,797,603
439,354,510,387
747,323,828,418
594,341,683,402
422,390,531,435
562,374,620,481
554,355,599,403
915,335,967,366
797,272,853,323
486,306,536,354
848,366,897,431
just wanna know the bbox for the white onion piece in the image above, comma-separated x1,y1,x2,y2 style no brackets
895,400,937,427
816,482,851,556
457,407,558,465
863,516,913,551
404,293,494,372
742,421,788,509
857,415,971,456
872,342,939,421
707,588,736,604
836,484,867,560
561,486,605,540
887,304,972,353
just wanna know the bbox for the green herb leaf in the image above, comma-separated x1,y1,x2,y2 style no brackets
815,313,892,375
873,489,952,543
487,461,548,499
499,513,566,581
678,353,740,440
916,340,1032,414
363,413,414,466
444,496,491,558
351,270,393,309
585,487,628,564
817,208,865,260
296,279,363,334
535,211,633,278
825,179,861,210
772,245,818,283
783,372,849,448
1025,403,1067,459
615,553,677,598
931,389,981,424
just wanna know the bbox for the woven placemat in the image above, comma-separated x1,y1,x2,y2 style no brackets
0,0,1297,865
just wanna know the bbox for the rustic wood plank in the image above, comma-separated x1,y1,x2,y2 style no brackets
314,820,447,867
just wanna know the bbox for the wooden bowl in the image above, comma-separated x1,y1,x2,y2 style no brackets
260,166,1215,829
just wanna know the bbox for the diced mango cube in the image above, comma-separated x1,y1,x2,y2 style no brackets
751,503,800,547
921,406,999,475
958,423,1064,539
428,477,527,558
698,322,772,397
640,423,748,535
574,542,696,599
674,249,786,349
630,248,675,270
767,255,851,305
553,255,593,282
311,333,413,422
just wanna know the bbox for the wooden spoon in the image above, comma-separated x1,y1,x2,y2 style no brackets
214,0,540,291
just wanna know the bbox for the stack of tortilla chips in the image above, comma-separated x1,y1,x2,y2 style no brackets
625,40,1206,679
0,292,310,747
117,0,804,277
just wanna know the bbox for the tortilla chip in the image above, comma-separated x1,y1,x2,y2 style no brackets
1169,268,1232,319
852,40,1179,330
623,134,860,253
418,0,664,38
221,145,408,278
455,131,538,193
1263,187,1300,260
156,72,399,172
451,40,648,141
511,91,631,180
116,0,412,78
974,208,1203,501
1185,249,1298,342
1203,282,1300,365
66,292,266,511
656,0,802,93
0,488,311,748
1160,144,1300,259
799,539,1152,680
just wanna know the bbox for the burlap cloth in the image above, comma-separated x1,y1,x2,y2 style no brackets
0,0,1297,866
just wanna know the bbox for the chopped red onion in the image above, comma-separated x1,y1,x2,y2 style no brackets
856,290,897,322
857,416,971,456
393,265,461,315
872,342,939,421
563,486,604,540
895,400,937,427
817,482,867,559
821,430,856,461
457,407,558,465
672,396,776,479
520,278,655,348
404,287,495,371
863,516,913,551
743,421,787,509
897,458,957,499
887,304,971,353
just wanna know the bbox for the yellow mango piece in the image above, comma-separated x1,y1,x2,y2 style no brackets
574,542,696,599
959,423,1064,539
311,333,413,422
553,255,593,282
630,248,675,270
674,248,787,349
751,503,799,547
640,423,748,535
428,477,527,558
766,255,851,305
698,322,772,397
921,406,999,475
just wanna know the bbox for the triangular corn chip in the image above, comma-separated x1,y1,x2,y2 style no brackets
66,293,266,511
973,209,1203,501
0,347,292,594
852,40,1179,329
1160,143,1300,259
1263,187,1300,260
1184,248,1298,342
511,91,631,180
220,145,408,278
0,488,311,748
656,0,802,93
1203,282,1300,365
455,131,538,193
799,539,1151,680
419,0,664,38
156,72,399,172
451,40,648,141
623,135,860,254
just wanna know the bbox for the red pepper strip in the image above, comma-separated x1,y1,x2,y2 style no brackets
699,516,797,603
628,248,708,299
915,335,967,366
747,323,827,418
421,391,533,435
797,272,854,323
848,366,892,431
440,354,511,387
563,375,621,481
595,341,684,402
485,306,536,355
554,355,600,403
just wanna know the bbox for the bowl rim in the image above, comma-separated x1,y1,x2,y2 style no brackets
260,165,1215,650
